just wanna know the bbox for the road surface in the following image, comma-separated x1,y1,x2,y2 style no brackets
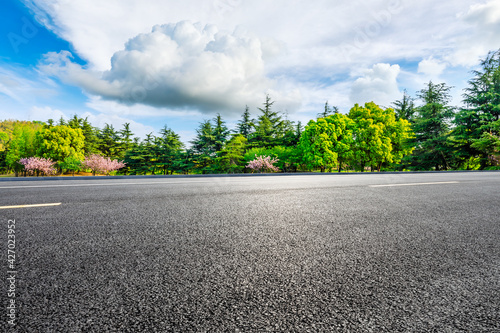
1,172,499,332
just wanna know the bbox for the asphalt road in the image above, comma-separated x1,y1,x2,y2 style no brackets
1,172,500,332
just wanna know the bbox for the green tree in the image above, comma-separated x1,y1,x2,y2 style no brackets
123,133,155,175
250,94,284,147
59,156,82,176
452,49,500,169
298,118,337,172
236,106,254,139
216,134,248,173
34,125,85,172
118,123,135,157
156,125,184,175
324,113,356,172
392,89,416,122
98,124,120,158
213,113,230,153
191,120,216,173
409,82,455,170
5,122,41,175
67,114,83,129
348,102,412,172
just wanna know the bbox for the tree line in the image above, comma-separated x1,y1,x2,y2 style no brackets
0,49,499,176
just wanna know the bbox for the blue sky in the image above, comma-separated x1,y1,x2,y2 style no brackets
1,0,499,144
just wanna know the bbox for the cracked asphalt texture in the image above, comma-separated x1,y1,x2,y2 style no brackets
1,172,500,332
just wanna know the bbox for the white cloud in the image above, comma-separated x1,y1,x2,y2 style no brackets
448,0,500,67
350,63,401,107
418,57,446,77
38,21,299,116
29,106,68,122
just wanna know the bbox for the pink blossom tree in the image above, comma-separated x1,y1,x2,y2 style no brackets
246,155,280,173
82,154,126,176
19,157,57,176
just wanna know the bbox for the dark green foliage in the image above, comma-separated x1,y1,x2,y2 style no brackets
213,113,230,153
98,124,120,158
406,81,455,170
452,49,500,169
236,106,254,139
250,94,284,147
392,90,416,122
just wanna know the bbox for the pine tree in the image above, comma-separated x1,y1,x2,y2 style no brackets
191,120,217,173
118,123,134,158
157,125,183,175
213,113,229,153
251,94,284,147
392,90,416,122
452,49,500,168
236,106,254,139
409,81,455,170
98,124,120,158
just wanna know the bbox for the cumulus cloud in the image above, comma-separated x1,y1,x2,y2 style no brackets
349,63,401,107
417,57,447,79
38,21,299,116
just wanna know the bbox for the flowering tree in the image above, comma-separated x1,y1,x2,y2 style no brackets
19,157,57,176
246,155,280,173
82,154,126,175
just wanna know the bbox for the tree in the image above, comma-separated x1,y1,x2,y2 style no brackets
59,156,83,176
324,113,356,172
191,120,217,173
409,81,455,170
156,125,184,175
250,94,284,147
348,103,392,172
4,121,41,175
67,114,83,129
298,118,338,172
216,134,247,173
236,106,254,139
392,90,416,122
172,149,196,175
98,124,120,159
118,123,135,157
213,113,230,153
34,125,85,168
470,119,500,166
81,118,100,155
452,49,500,169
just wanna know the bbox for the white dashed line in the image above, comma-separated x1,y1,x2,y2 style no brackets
369,181,459,187
0,203,62,209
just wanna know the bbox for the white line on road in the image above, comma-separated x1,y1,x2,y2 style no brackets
369,181,459,187
0,203,62,209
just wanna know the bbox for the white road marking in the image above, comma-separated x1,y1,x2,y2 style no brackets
0,203,62,209
369,181,459,187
